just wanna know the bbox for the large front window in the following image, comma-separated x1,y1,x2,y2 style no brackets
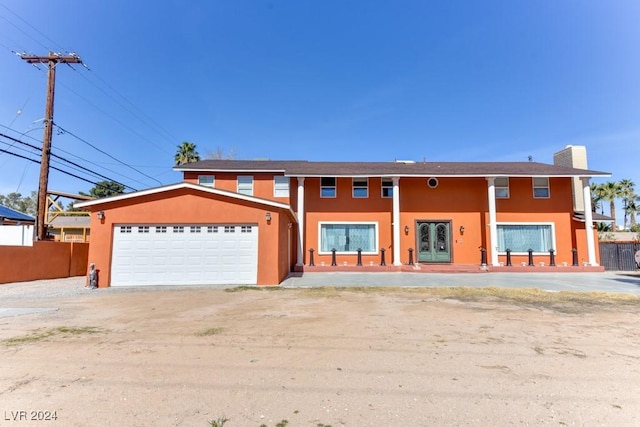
319,223,377,253
497,223,554,253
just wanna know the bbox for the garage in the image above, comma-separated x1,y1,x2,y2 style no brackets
111,224,258,286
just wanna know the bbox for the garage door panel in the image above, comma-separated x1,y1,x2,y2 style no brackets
111,224,258,286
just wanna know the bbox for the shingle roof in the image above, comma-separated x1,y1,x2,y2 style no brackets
175,160,610,178
0,205,35,222
49,215,91,228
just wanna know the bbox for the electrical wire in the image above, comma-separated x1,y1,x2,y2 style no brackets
0,132,136,191
0,124,153,189
53,124,163,186
0,4,66,52
0,148,112,189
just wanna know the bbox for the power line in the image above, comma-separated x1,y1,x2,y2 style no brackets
0,4,66,52
0,123,154,189
0,132,137,191
0,147,110,189
54,123,163,186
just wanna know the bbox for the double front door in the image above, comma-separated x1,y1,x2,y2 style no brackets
417,221,451,263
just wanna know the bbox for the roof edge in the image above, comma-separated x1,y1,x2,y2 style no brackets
73,182,293,213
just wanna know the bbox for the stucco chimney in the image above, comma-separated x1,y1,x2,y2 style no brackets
553,145,588,212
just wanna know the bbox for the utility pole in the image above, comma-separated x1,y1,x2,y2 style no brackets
21,52,82,240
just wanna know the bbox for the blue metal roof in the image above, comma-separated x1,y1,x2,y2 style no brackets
0,205,36,222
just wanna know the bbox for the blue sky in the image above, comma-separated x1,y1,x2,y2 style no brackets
0,1,639,220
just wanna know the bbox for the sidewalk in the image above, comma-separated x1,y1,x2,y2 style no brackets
281,271,640,295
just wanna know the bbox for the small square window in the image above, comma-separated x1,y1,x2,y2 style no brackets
274,176,290,197
198,175,214,187
352,178,368,198
533,177,550,198
207,226,218,233
241,226,252,233
155,226,167,233
495,177,509,198
321,177,336,198
120,226,132,233
237,176,253,196
173,226,184,233
138,226,149,233
190,226,201,233
381,178,393,198
224,226,235,233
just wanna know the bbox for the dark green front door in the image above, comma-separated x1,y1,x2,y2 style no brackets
417,221,451,263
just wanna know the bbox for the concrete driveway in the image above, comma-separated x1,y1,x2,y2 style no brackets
281,271,640,295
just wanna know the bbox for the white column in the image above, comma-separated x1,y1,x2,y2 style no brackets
487,177,499,266
392,177,401,265
582,178,598,266
296,177,305,266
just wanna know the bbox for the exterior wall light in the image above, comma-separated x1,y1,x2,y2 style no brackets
404,225,410,234
459,225,465,234
97,211,105,220
265,212,271,221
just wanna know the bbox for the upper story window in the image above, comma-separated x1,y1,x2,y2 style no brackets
321,177,336,198
381,178,393,198
533,177,550,198
237,176,254,196
198,175,214,187
495,177,509,198
352,178,368,198
274,176,290,197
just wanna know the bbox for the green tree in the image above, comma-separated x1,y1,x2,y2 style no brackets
619,179,636,230
80,180,125,199
174,141,200,166
0,191,37,216
590,182,607,215
601,181,622,230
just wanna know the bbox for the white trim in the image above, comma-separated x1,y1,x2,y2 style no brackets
175,167,287,173
392,177,401,265
73,182,293,213
287,173,610,179
317,221,379,255
296,177,305,266
582,179,598,265
487,178,499,266
352,177,368,198
495,222,557,254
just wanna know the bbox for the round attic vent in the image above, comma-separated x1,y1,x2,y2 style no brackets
427,177,439,188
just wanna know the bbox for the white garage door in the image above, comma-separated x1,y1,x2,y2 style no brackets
111,224,258,286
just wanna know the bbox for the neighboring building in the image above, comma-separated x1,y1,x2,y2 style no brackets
75,147,610,287
48,215,91,242
0,205,35,246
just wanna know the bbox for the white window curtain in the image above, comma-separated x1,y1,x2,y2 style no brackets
321,224,376,252
497,225,552,252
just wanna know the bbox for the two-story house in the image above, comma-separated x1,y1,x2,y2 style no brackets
76,145,609,287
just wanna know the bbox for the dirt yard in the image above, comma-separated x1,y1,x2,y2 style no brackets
1,283,640,426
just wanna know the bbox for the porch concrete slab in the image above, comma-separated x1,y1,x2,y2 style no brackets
281,272,640,295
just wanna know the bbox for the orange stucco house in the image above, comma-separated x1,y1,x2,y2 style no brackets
75,145,609,287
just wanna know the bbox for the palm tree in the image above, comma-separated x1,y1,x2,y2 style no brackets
619,179,636,230
590,182,607,215
174,141,200,166
600,181,622,230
